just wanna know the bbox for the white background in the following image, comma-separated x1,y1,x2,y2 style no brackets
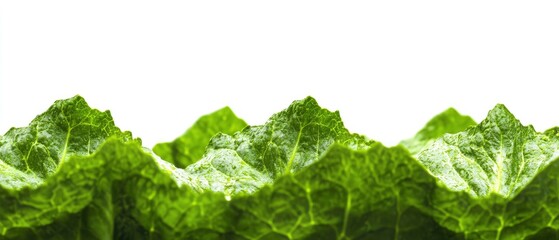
1,1,558,148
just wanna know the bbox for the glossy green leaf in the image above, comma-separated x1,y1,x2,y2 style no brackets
230,143,455,240
4,96,559,240
0,95,136,190
419,105,559,239
417,104,559,198
401,108,476,154
182,97,372,196
153,107,247,168
0,96,230,239
0,138,231,239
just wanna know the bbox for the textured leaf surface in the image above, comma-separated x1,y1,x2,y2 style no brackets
428,156,559,240
0,96,140,239
0,138,231,239
0,96,135,189
0,97,234,239
0,96,379,239
417,104,559,198
153,107,247,168
230,143,455,240
183,97,372,196
418,105,559,239
401,108,476,154
5,96,559,239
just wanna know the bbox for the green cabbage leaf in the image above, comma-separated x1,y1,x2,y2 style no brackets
2,96,559,240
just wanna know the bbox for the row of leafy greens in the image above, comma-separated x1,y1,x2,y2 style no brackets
1,96,559,240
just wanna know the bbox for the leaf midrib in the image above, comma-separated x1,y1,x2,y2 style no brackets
60,128,72,166
285,127,304,175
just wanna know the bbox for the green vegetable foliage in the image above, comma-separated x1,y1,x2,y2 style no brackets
1,96,558,239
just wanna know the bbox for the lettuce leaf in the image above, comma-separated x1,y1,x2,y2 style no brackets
0,96,136,189
0,96,139,239
3,96,559,239
182,97,372,196
418,104,559,198
230,143,455,239
417,105,559,239
0,96,377,239
153,107,247,168
401,107,476,154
